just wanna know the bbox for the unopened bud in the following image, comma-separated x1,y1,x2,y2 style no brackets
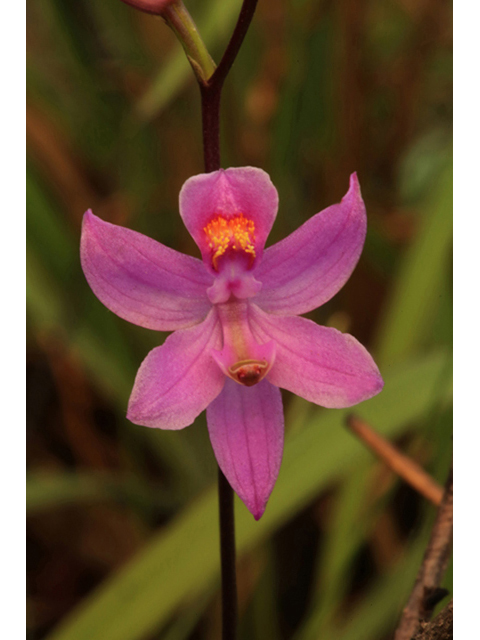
119,0,176,15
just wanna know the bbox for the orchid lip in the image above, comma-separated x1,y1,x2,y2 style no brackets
228,359,270,387
212,341,276,388
211,301,276,387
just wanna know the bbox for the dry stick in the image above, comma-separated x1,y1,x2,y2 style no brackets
411,600,453,640
346,415,444,506
394,467,453,640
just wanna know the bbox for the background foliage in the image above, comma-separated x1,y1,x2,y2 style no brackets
26,1,452,639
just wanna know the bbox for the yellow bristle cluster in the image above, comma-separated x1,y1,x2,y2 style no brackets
204,214,256,269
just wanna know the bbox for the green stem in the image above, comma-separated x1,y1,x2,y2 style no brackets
164,0,216,83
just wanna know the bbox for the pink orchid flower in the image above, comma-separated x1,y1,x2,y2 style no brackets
81,167,383,519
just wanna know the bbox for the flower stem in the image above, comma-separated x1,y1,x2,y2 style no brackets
218,467,238,640
209,0,259,89
200,85,221,172
198,2,259,637
200,0,259,173
164,1,216,84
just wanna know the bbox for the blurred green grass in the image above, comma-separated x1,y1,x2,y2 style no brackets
26,1,452,639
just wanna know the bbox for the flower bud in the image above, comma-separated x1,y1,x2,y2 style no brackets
119,0,176,15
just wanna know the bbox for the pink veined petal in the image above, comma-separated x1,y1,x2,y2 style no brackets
179,167,279,269
81,210,213,331
249,305,384,409
207,378,284,520
254,173,366,316
127,309,225,429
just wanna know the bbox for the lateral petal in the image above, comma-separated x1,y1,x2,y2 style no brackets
179,167,278,269
249,305,383,409
207,378,284,520
127,309,225,429
81,210,213,331
254,173,366,315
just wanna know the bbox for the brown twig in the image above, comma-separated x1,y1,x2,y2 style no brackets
394,467,453,640
412,601,453,640
346,415,444,506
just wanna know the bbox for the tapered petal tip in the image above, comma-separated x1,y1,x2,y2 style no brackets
323,341,385,408
371,370,385,397
81,209,106,252
344,171,363,204
81,208,94,234
345,368,384,408
82,208,97,229
126,401,197,430
80,209,101,266
347,338,385,405
237,483,270,520
252,502,267,521
239,483,270,520
126,395,165,429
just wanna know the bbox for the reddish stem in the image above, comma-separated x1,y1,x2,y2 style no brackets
218,468,238,640
200,0,259,172
198,3,259,638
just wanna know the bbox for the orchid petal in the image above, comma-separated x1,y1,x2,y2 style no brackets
249,305,383,408
80,210,213,331
254,173,366,315
127,309,224,429
179,167,278,268
207,378,284,519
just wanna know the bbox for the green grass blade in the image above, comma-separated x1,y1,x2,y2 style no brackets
333,534,427,640
293,469,373,640
375,158,453,366
26,472,177,515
